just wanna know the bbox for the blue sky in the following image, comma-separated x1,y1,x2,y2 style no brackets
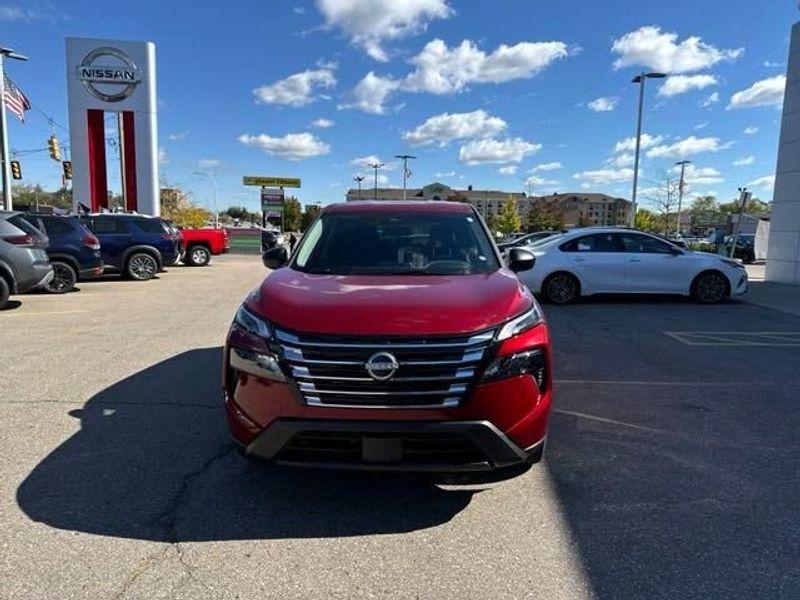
1,0,797,213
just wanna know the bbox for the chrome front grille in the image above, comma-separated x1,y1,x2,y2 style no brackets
275,328,494,408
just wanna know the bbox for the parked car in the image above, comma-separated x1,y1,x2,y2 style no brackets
724,234,756,264
226,201,549,479
21,213,103,293
178,226,230,266
497,230,563,253
0,211,53,308
516,227,748,304
80,214,180,281
260,229,285,253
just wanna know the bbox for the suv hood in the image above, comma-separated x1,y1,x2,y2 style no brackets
250,268,533,336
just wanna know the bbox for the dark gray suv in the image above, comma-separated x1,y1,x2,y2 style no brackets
0,211,53,309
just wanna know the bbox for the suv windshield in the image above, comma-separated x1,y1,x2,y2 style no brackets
292,211,500,275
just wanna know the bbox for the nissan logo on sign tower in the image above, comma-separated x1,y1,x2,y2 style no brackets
65,38,159,215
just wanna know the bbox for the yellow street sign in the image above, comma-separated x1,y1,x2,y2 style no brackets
243,176,301,188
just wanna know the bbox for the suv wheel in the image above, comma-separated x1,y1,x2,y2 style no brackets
0,277,9,310
44,261,77,294
186,245,211,267
542,272,580,304
126,253,158,281
692,271,728,304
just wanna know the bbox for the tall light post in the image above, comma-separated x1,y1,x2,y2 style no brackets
368,162,384,200
675,160,691,237
0,47,28,211
193,171,218,228
395,154,416,200
353,175,365,200
630,71,666,227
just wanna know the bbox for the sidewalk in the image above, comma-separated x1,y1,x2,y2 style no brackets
744,264,800,317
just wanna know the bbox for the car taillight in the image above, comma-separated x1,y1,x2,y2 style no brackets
82,233,101,250
4,234,35,246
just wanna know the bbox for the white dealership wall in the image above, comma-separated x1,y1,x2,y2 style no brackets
766,22,800,284
65,37,159,215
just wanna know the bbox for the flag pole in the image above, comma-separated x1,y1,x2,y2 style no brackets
0,53,13,210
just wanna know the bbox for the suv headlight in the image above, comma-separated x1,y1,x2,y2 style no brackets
233,304,273,340
496,305,542,341
480,349,548,390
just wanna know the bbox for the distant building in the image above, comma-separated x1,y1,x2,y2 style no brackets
344,183,631,228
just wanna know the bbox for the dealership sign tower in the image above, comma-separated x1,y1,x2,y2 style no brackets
66,38,159,215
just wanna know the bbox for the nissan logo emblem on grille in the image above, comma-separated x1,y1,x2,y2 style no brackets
77,47,142,102
364,352,399,381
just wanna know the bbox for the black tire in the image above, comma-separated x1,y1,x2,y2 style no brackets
0,277,9,310
125,252,158,281
691,271,729,304
185,245,211,267
44,261,77,294
542,272,580,304
743,251,755,265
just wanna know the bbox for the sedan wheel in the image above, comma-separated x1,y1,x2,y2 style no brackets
127,253,158,281
693,272,728,304
543,273,579,304
45,261,77,294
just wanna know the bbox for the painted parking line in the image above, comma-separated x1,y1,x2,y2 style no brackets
664,331,800,347
0,310,90,318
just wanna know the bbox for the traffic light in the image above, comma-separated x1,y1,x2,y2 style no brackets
62,160,73,180
47,135,61,161
10,160,22,180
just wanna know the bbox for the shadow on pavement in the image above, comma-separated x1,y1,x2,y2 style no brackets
17,348,475,541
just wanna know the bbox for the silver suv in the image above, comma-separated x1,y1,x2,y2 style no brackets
0,211,53,309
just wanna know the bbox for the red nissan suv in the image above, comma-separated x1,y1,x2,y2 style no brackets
224,201,552,478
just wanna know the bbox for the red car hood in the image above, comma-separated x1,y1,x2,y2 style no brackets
249,268,533,336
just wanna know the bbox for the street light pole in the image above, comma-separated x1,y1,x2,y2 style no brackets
0,47,29,211
630,71,666,227
193,171,218,227
675,160,691,237
353,175,365,200
395,154,416,201
368,162,384,200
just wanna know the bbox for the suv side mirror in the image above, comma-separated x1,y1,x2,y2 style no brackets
508,248,535,273
262,246,288,270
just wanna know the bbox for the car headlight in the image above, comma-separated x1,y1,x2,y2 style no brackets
233,304,273,340
720,258,745,269
496,305,542,341
480,349,548,390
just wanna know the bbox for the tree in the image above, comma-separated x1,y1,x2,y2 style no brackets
300,204,321,231
283,197,302,231
485,213,501,236
224,205,250,221
526,201,564,232
643,170,680,235
719,197,770,214
12,184,72,210
496,198,522,234
634,208,657,231
689,195,721,231
161,186,211,228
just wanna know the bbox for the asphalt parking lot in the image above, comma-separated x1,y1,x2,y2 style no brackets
1,255,798,599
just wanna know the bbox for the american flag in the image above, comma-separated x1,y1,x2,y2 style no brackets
3,74,31,122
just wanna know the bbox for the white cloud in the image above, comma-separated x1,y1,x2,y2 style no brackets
587,96,619,112
531,161,563,172
614,133,664,153
197,159,221,169
158,147,168,166
458,137,541,165
728,75,786,109
168,130,190,141
658,74,717,97
403,38,569,94
435,171,456,178
0,5,56,21
238,132,330,160
606,153,635,168
734,156,755,166
311,118,335,128
743,126,759,135
253,68,336,107
524,175,559,187
747,174,775,189
350,155,397,170
573,168,634,185
316,0,453,62
293,6,306,14
402,109,507,146
763,61,783,68
694,121,709,130
673,164,724,185
498,165,518,175
646,136,729,158
611,26,743,73
338,71,399,114
700,92,720,107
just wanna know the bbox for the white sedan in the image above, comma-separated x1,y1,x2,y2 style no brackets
516,228,748,304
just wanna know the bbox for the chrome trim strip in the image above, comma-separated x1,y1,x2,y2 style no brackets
284,352,484,367
275,331,493,350
309,384,467,397
291,368,475,382
305,397,461,409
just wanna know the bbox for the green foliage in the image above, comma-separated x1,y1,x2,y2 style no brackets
718,197,770,214
283,197,302,231
11,184,72,210
526,202,565,232
224,205,250,221
634,208,657,231
496,198,522,234
300,204,322,231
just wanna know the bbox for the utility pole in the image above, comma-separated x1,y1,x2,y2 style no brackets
729,187,751,259
630,71,666,227
368,162,384,200
0,47,29,211
675,160,691,237
395,154,416,200
353,175,365,201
